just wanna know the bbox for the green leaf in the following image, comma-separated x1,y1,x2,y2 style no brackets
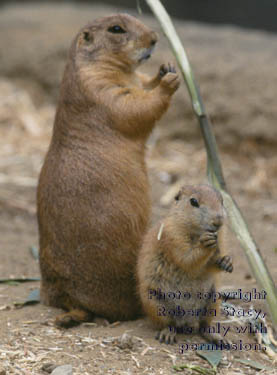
4,281,20,286
196,349,222,369
235,359,274,371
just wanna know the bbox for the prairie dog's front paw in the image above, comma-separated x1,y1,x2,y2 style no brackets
200,231,218,249
159,63,176,77
160,73,180,94
159,63,180,94
215,255,233,273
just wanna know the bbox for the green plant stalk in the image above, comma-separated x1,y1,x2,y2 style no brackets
145,0,277,328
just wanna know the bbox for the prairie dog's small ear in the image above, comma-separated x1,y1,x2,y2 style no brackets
77,29,94,47
82,29,93,43
174,190,182,202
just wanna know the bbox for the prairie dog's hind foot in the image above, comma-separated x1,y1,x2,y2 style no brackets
55,309,93,328
155,327,177,345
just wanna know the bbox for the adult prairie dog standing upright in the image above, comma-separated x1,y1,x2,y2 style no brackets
37,13,180,326
137,185,233,344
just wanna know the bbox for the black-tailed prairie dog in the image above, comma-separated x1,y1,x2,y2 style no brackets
137,185,233,344
37,13,180,326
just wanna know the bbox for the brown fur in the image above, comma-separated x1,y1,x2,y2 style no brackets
37,13,180,326
137,184,233,344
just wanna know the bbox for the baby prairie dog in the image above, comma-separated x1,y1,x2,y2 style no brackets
37,13,180,327
137,185,233,344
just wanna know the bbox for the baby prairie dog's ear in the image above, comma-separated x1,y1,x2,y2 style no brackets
174,190,182,203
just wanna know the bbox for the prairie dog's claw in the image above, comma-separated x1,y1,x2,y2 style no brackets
159,63,177,77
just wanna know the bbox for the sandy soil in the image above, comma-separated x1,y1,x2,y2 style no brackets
0,3,277,374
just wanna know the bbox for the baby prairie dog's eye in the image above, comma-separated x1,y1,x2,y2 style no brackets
190,198,199,208
108,25,126,34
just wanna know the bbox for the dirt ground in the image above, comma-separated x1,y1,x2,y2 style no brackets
0,3,277,374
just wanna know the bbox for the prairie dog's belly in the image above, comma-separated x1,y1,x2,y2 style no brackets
39,145,150,267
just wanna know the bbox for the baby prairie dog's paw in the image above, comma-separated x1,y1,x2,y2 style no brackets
215,255,233,273
159,63,180,94
155,327,177,345
200,231,218,249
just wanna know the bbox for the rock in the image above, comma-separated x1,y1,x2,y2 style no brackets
115,333,135,350
51,365,73,375
41,363,57,373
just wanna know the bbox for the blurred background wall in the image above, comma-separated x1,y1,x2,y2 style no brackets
1,0,277,33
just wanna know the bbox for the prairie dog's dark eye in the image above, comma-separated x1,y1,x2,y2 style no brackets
190,198,199,208
108,25,126,34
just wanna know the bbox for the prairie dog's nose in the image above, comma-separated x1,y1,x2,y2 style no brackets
150,31,158,46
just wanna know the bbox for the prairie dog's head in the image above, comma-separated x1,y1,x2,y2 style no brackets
74,13,158,68
172,185,224,237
